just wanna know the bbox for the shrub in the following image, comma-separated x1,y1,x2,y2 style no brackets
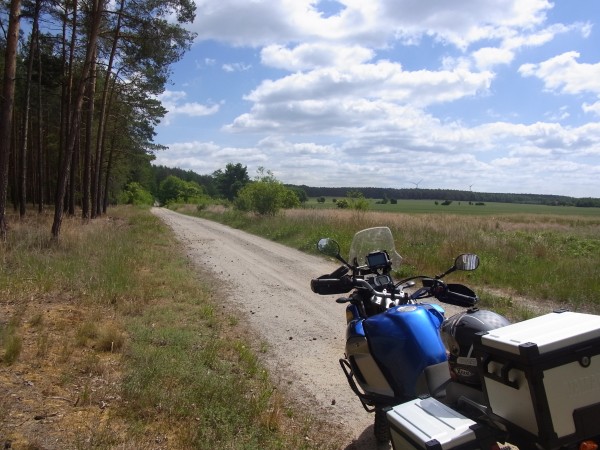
234,168,300,215
118,182,154,206
346,190,370,211
158,176,206,206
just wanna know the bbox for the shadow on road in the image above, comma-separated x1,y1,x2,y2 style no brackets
344,424,392,450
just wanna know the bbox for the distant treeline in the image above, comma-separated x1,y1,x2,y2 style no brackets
290,185,600,208
151,165,219,197
148,166,600,208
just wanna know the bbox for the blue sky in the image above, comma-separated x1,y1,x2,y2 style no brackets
153,0,600,197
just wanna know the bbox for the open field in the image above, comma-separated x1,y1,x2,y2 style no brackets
305,197,600,216
187,204,600,320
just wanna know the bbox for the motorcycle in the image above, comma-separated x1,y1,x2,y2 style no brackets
311,226,600,449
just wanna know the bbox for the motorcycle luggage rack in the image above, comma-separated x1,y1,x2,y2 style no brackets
339,358,400,413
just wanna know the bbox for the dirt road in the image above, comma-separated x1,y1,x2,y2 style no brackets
151,208,465,449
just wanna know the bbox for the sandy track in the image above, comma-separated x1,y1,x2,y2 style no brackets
151,208,383,448
151,208,468,449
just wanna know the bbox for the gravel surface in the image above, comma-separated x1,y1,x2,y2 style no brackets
151,208,468,449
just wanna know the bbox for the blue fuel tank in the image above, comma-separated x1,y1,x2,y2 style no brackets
362,304,448,398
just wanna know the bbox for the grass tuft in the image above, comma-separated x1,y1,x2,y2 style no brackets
1,327,22,364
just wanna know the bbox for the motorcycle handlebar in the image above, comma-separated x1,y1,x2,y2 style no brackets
310,276,354,295
312,273,477,307
311,276,390,297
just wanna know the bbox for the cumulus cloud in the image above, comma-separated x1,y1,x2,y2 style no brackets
519,52,600,95
160,114,600,195
155,0,600,197
158,90,221,124
261,43,374,71
583,101,600,116
472,47,515,70
191,0,554,49
222,62,492,134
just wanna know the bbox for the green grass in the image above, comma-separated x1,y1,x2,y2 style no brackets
306,197,600,216
0,207,341,450
115,210,341,448
187,205,600,320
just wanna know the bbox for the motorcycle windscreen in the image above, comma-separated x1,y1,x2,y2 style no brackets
363,304,448,399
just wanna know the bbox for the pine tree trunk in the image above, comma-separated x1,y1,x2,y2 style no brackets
37,26,44,214
102,130,116,214
93,0,124,218
68,133,79,215
0,0,21,240
18,0,41,218
57,0,77,210
52,0,105,238
85,54,97,219
82,91,92,219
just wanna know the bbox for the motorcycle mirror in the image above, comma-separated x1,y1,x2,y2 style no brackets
436,253,480,279
317,238,341,258
454,254,480,271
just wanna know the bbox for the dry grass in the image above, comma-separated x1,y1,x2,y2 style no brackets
0,207,345,450
0,212,130,449
193,206,600,317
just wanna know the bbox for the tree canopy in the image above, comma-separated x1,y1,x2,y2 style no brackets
0,0,197,238
213,163,250,201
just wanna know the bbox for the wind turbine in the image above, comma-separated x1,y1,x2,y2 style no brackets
409,179,423,189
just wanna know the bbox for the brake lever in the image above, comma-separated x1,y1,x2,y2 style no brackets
409,287,432,300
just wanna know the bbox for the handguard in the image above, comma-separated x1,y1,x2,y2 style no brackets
439,283,479,307
311,273,353,295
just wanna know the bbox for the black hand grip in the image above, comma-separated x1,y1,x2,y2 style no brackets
310,276,353,295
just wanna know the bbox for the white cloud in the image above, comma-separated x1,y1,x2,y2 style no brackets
261,43,374,71
159,115,600,195
472,47,515,70
154,141,267,173
222,62,492,135
222,62,252,72
583,101,600,116
191,0,554,49
381,0,552,49
157,90,221,125
519,52,600,95
469,21,589,71
155,0,600,197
